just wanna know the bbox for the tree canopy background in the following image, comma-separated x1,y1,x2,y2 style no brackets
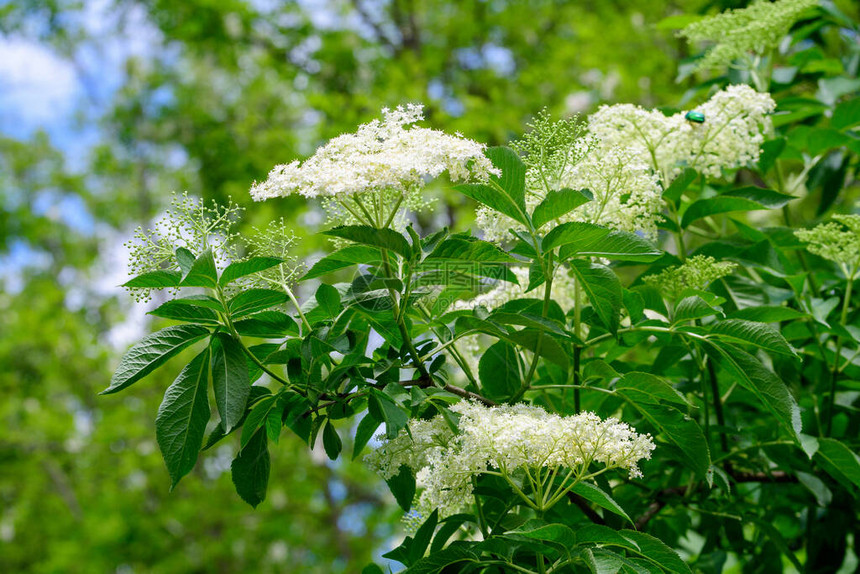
1,1,857,572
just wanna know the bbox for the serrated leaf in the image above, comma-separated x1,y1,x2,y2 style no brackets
815,438,860,490
240,394,278,448
532,188,590,229
662,167,698,203
729,306,808,322
571,482,633,525
487,146,526,205
681,186,794,228
617,395,710,477
674,295,723,324
211,333,251,433
175,247,195,274
455,182,529,226
616,372,690,406
220,256,284,286
543,222,609,252
148,299,221,325
386,464,416,511
478,341,521,401
155,349,211,488
303,246,383,280
232,311,298,338
570,260,622,334
409,510,439,565
709,319,797,358
705,342,802,440
322,225,412,259
180,249,218,288
570,231,662,262
231,430,270,508
228,289,289,318
403,545,477,574
315,283,343,318
122,270,182,289
102,324,209,394
424,237,518,263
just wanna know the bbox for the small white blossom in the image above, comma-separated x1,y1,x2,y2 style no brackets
367,401,655,520
250,104,497,229
589,85,775,183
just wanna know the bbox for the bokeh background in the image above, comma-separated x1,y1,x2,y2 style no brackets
2,1,855,572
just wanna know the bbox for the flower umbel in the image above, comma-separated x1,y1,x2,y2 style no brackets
644,254,737,299
366,401,655,520
795,214,860,278
250,104,497,229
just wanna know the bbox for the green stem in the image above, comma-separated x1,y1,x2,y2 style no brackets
515,254,554,401
826,274,854,436
380,248,429,379
572,277,582,413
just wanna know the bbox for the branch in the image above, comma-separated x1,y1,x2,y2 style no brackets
400,376,497,406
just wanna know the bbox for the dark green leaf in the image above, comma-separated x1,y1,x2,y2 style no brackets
570,260,622,334
424,237,517,263
815,438,860,490
155,349,211,488
403,545,477,574
478,341,521,401
240,394,279,448
409,510,438,564
102,324,209,394
322,420,342,460
386,465,416,512
570,230,662,262
122,270,182,289
616,372,690,406
303,246,383,280
662,168,697,204
232,311,298,338
322,225,412,259
832,97,860,130
228,289,289,318
220,256,283,286
231,430,270,508
315,283,343,318
353,412,381,460
148,299,220,325
180,249,218,288
454,182,529,226
211,333,251,433
709,319,797,358
681,187,794,228
674,295,723,324
175,247,195,274
487,146,526,208
571,482,633,525
729,306,808,322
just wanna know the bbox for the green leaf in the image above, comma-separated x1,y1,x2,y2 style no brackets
508,522,577,548
616,372,690,406
543,222,609,252
219,256,283,286
303,246,383,280
228,289,289,318
322,225,412,259
618,530,693,574
532,188,590,229
148,299,220,325
240,394,279,448
674,295,723,324
662,167,698,204
231,430,270,508
232,311,298,338
478,341,521,401
315,283,343,318
454,182,529,226
729,306,808,322
409,510,439,565
180,249,218,288
122,270,182,289
403,545,477,574
102,324,209,394
211,333,251,433
164,295,225,312
353,412,381,460
368,390,409,439
322,420,342,460
617,396,710,477
705,342,802,440
709,319,797,358
385,464,416,511
155,348,211,488
815,438,860,490
175,247,195,274
681,187,794,228
571,482,633,525
832,97,860,130
570,260,622,334
424,237,518,263
569,230,662,262
487,146,526,208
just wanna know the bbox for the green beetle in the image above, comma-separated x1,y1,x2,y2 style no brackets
685,111,705,124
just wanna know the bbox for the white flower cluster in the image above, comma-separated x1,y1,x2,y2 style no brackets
476,137,663,243
795,214,860,274
366,401,655,519
250,104,497,228
679,0,818,72
589,85,776,183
